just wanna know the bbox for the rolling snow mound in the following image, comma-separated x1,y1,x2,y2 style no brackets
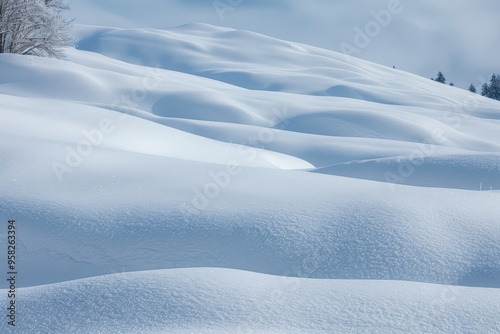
1,23,499,333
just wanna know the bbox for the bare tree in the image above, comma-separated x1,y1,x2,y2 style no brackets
0,0,72,58
44,0,69,11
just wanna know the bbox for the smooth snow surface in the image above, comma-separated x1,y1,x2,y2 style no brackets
1,23,499,333
67,0,500,89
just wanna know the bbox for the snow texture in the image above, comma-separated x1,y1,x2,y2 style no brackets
0,22,499,333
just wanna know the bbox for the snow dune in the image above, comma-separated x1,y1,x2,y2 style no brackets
18,268,500,333
0,23,499,333
0,95,311,170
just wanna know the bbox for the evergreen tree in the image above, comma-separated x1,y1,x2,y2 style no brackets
481,82,489,97
488,74,500,100
435,71,446,84
449,82,454,87
468,84,477,93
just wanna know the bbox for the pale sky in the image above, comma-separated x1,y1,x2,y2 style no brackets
69,0,500,89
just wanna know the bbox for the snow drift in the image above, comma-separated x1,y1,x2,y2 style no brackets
0,23,499,333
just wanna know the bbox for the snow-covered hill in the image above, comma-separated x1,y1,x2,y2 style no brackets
68,0,500,89
1,23,499,333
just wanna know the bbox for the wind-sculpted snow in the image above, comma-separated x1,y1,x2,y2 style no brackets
1,139,500,287
12,268,500,333
73,23,500,110
1,23,499,333
314,154,500,190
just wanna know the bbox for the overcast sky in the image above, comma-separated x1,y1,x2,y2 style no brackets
69,0,500,89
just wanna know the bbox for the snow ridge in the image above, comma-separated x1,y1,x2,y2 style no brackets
0,23,499,333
